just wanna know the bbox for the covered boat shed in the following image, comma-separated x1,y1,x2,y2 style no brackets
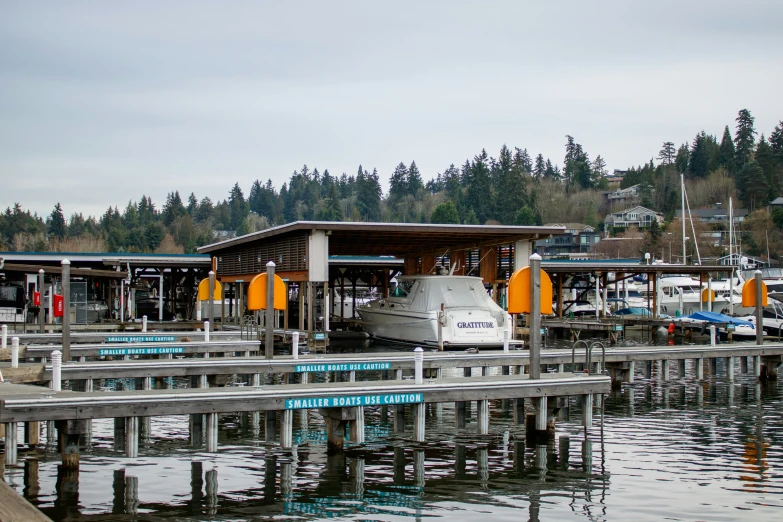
197,221,565,336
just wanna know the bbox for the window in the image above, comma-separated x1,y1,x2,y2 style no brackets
628,213,638,220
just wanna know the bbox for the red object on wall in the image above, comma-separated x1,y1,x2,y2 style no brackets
53,294,64,317
33,291,41,306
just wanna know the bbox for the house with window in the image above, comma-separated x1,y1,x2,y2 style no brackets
535,223,601,258
674,202,747,225
604,206,663,229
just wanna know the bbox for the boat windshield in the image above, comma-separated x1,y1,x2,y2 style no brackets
742,268,783,280
391,280,416,298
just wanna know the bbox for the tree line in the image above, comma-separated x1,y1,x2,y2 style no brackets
1,109,782,261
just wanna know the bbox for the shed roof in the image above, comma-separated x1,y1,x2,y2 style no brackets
197,221,565,256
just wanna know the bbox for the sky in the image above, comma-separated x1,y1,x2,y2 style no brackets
1,0,781,220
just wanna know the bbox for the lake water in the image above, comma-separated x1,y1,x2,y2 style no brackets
2,342,782,521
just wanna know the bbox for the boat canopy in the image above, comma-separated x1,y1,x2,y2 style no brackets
402,276,497,311
686,311,753,326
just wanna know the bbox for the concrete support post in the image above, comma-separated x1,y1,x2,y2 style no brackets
326,417,344,455
350,407,365,444
514,398,525,424
393,405,405,432
265,261,275,359
265,411,277,441
61,259,71,362
727,357,735,380
455,401,466,429
206,413,218,452
754,356,762,378
281,410,293,449
190,413,203,447
413,403,426,442
125,416,139,458
644,360,652,379
740,356,748,373
4,422,18,465
477,399,489,435
709,358,717,375
696,358,704,380
535,396,547,431
114,417,125,451
678,359,686,379
582,394,593,428
661,360,670,381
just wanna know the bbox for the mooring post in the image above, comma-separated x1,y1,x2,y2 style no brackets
125,416,138,458
534,396,547,431
582,394,593,428
4,422,18,465
350,407,365,444
11,336,19,368
455,401,466,429
477,399,489,435
292,331,299,359
61,259,71,362
696,358,704,380
414,347,423,384
514,398,525,424
1,324,6,349
38,269,45,333
265,410,277,441
529,253,542,380
25,421,39,448
559,436,570,470
265,261,275,360
661,359,670,381
413,403,426,441
208,270,215,331
205,413,218,452
281,410,293,448
51,349,62,391
709,325,716,346
755,270,763,346
204,320,210,343
142,315,147,333
113,417,126,452
726,357,735,380
754,356,762,378
394,404,406,432
326,417,344,454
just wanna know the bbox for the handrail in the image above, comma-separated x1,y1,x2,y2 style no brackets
571,340,607,375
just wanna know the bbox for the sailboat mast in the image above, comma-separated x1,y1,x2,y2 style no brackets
681,173,686,264
729,198,734,315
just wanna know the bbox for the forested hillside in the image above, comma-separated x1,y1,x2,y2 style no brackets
2,109,782,261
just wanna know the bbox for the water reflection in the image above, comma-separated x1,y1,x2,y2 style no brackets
4,371,782,521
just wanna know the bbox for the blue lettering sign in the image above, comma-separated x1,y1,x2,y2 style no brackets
105,336,177,343
98,347,186,356
294,362,392,373
285,393,423,409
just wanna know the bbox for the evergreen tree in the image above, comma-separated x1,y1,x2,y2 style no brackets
228,183,248,229
464,150,492,224
355,166,382,221
388,162,408,203
407,161,424,197
688,131,711,178
496,145,527,224
756,135,781,199
718,125,736,174
162,191,187,226
736,161,768,211
592,155,607,178
675,143,690,174
658,142,676,165
534,154,546,177
47,203,66,239
734,108,757,169
68,213,85,238
514,205,537,225
770,122,783,166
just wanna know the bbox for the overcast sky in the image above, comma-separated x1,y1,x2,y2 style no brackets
1,1,781,220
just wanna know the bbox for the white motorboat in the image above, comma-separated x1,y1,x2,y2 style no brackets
640,276,729,316
330,289,372,320
737,296,783,337
356,274,510,347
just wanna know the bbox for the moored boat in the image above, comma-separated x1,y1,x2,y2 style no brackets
356,274,510,347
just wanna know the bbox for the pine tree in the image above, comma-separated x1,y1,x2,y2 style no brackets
407,161,424,196
658,142,676,165
718,125,736,175
48,203,66,239
228,183,247,230
187,193,198,217
388,162,408,203
464,150,492,224
736,161,768,211
688,131,710,178
756,135,781,199
770,122,783,164
734,108,757,170
534,154,546,177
